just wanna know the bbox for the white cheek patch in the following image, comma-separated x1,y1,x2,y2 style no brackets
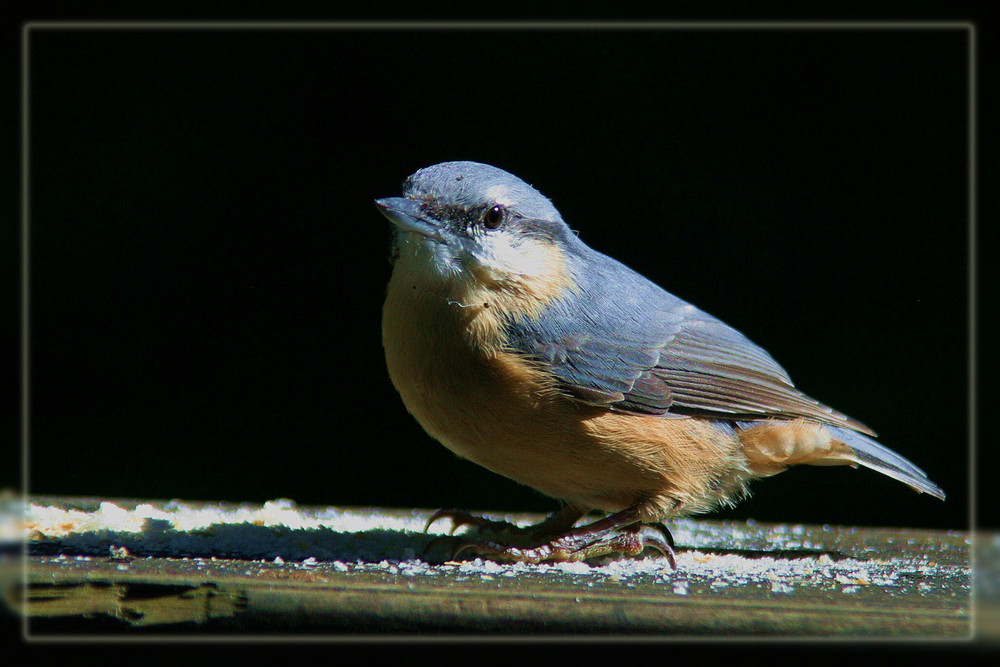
486,233,553,279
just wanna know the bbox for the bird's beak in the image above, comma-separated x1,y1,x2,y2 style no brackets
375,197,445,242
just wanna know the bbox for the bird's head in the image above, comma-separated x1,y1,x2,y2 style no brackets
375,161,582,308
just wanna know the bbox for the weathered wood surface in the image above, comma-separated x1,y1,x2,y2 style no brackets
5,497,972,637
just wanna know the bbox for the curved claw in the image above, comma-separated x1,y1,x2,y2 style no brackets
421,507,678,568
636,530,677,570
450,541,482,561
424,509,486,535
645,521,676,551
424,535,513,563
437,528,677,568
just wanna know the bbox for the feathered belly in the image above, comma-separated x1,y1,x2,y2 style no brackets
382,271,750,516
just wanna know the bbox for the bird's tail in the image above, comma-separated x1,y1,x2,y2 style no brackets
825,425,946,500
736,420,945,500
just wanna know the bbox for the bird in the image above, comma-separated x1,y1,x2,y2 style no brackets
375,160,945,566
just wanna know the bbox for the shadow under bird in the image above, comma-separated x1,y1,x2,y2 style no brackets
375,161,945,566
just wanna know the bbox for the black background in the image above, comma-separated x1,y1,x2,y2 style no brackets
7,18,980,535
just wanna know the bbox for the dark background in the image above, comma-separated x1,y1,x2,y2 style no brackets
11,23,974,533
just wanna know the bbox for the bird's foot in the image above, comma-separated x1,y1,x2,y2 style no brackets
424,508,521,537
423,506,676,568
424,505,582,541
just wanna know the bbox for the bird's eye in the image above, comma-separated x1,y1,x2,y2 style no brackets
483,204,505,230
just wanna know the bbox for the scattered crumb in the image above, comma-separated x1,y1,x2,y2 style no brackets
11,498,969,600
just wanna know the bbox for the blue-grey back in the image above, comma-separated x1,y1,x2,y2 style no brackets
503,237,868,431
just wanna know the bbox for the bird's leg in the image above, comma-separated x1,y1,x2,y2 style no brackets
423,504,676,568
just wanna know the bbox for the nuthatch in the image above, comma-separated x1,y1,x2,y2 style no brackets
376,161,945,566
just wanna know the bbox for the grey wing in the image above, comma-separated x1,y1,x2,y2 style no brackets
503,255,874,435
645,313,873,434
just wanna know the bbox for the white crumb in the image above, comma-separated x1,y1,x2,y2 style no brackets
12,498,967,599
